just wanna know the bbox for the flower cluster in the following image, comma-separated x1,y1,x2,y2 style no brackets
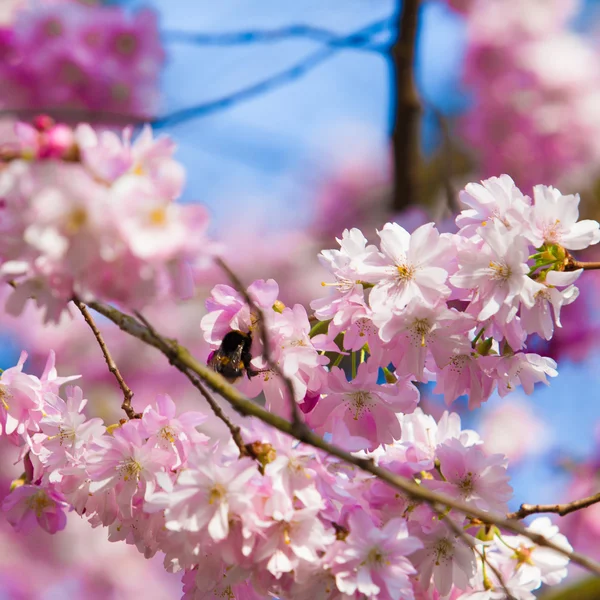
0,1,164,117
0,118,211,321
0,108,595,598
0,351,572,599
202,175,598,450
460,0,600,188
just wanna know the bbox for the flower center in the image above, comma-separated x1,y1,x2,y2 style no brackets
283,523,292,545
321,276,355,293
366,546,388,566
542,219,561,243
58,425,75,446
149,207,167,226
513,544,535,567
119,458,142,482
345,390,374,420
159,426,176,444
66,207,88,235
410,318,432,347
434,537,454,565
209,483,227,505
489,261,512,282
115,33,138,56
457,471,475,496
396,263,415,282
0,385,10,411
355,317,374,338
27,489,54,517
448,354,468,372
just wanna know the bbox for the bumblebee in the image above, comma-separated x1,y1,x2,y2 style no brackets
209,330,260,383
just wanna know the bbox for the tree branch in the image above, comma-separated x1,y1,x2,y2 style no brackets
507,491,600,520
132,310,254,460
83,297,600,577
152,18,390,129
390,0,421,212
565,259,600,271
163,23,388,51
0,19,390,130
72,298,138,419
215,257,305,429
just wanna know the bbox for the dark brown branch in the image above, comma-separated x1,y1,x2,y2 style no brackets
133,311,253,460
215,257,305,430
565,259,600,271
508,491,600,520
73,298,138,419
390,0,421,212
83,297,600,577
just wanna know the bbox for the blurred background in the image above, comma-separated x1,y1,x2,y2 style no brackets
1,0,600,598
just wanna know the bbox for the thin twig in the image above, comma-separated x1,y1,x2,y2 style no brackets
215,257,305,430
133,311,252,460
508,491,600,520
440,514,516,600
163,23,387,50
435,109,460,214
72,298,138,419
390,0,421,211
83,297,600,577
565,259,600,271
0,19,389,131
153,18,390,129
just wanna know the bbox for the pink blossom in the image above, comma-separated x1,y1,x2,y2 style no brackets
86,421,172,522
140,394,207,468
455,175,531,239
433,349,497,409
0,350,44,436
358,222,454,312
495,517,571,586
451,224,541,321
482,352,557,397
146,452,257,543
255,496,335,579
308,362,419,450
396,409,480,472
201,278,279,345
331,511,421,600
311,227,376,320
376,301,475,382
520,277,579,340
2,484,68,533
410,520,478,596
526,185,600,250
34,385,105,478
428,438,513,513
2,4,164,117
479,397,549,463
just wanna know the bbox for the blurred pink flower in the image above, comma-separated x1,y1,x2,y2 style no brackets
2,483,68,533
479,396,549,463
1,2,164,117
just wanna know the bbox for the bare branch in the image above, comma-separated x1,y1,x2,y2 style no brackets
390,0,421,211
83,297,600,577
163,23,389,50
152,18,390,129
508,491,600,520
133,310,253,460
215,257,306,430
565,259,600,271
73,298,138,419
